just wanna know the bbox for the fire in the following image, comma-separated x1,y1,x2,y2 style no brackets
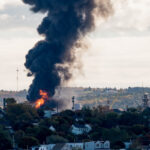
35,90,48,109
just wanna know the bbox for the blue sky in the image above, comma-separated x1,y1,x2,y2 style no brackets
1,0,150,90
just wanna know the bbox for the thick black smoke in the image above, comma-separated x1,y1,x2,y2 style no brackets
22,0,113,102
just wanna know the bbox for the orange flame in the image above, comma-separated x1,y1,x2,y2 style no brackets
35,90,48,109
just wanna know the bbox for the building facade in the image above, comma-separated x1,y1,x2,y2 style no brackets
71,124,92,135
85,141,110,150
32,141,110,150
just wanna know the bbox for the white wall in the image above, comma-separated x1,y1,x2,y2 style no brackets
85,141,95,150
67,143,84,149
32,144,55,150
104,141,110,149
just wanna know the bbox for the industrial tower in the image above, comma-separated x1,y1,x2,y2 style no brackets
143,93,149,109
72,96,75,111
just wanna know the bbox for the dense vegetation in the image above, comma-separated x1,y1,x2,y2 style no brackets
1,98,150,149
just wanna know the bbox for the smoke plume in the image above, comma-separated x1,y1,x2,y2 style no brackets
22,0,113,102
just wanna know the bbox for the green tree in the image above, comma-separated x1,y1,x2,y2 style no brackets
25,126,53,143
119,112,142,126
18,136,39,149
104,112,118,128
39,118,52,127
102,128,129,142
5,98,16,105
6,103,39,130
0,126,12,149
51,116,71,133
112,141,125,149
130,139,141,150
72,148,82,150
14,130,25,144
26,126,39,137
130,124,145,135
46,135,68,144
36,126,52,143
37,108,44,117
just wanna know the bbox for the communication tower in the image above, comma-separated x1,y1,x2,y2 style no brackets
143,93,149,109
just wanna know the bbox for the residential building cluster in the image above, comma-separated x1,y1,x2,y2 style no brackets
32,140,110,150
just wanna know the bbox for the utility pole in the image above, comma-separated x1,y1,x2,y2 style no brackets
16,68,19,91
12,135,15,149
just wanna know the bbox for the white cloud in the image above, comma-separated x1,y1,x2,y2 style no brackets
0,14,9,20
70,36,150,88
0,3,44,30
0,37,38,90
0,0,23,10
95,0,150,37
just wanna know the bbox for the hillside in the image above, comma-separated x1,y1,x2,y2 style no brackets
0,87,149,109
0,90,27,107
55,87,148,109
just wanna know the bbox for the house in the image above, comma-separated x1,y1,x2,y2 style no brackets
71,124,92,135
74,103,82,111
113,108,124,113
142,146,150,150
124,141,132,149
49,125,56,132
67,143,84,149
75,116,84,122
32,143,83,150
32,119,39,126
44,108,57,118
32,141,110,150
95,141,110,149
32,144,55,150
52,143,71,150
85,141,110,150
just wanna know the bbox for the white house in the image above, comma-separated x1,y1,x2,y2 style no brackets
85,141,110,150
49,125,56,132
32,141,110,150
124,142,132,149
44,108,57,118
32,143,82,150
32,144,55,150
74,103,82,111
52,143,72,150
85,141,95,150
71,124,92,135
67,143,84,149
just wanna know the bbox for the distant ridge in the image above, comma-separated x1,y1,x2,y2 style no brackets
0,87,149,109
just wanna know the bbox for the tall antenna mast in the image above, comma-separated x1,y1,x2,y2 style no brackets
16,68,19,91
